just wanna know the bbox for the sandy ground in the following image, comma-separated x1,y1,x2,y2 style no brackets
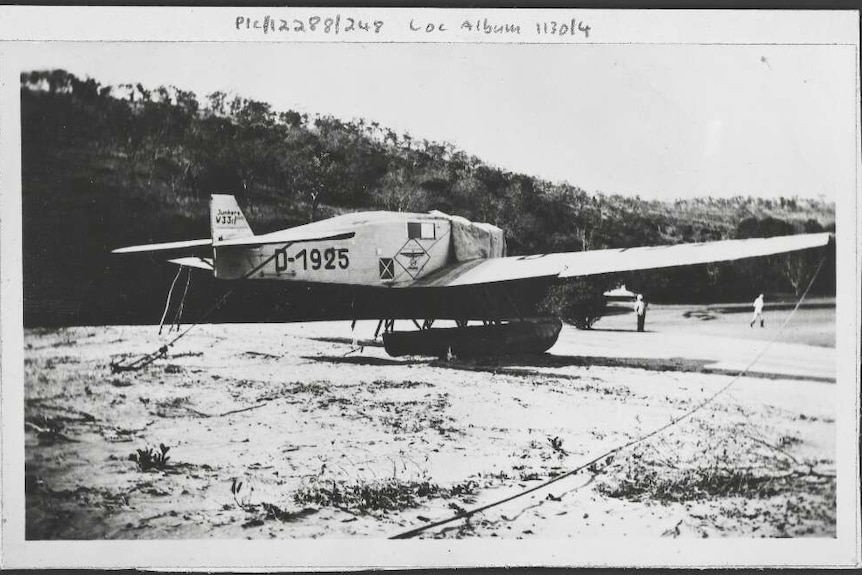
23,301,836,539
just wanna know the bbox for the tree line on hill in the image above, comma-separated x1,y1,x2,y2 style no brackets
20,69,835,327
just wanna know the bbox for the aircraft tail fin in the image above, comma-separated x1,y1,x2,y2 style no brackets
211,194,254,244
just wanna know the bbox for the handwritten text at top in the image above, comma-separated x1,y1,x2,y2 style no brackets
234,15,591,39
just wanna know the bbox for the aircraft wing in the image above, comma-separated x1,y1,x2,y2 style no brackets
414,232,831,288
113,230,355,254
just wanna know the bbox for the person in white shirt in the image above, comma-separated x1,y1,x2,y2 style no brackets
635,294,647,332
750,293,765,328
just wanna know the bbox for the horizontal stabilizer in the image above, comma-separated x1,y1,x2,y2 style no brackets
112,238,211,254
167,256,214,271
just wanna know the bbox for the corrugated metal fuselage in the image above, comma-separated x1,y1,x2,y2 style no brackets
213,212,453,287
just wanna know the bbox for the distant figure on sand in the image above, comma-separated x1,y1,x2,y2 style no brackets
750,293,765,328
635,294,647,332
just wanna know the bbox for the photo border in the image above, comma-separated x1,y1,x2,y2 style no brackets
1,6,859,569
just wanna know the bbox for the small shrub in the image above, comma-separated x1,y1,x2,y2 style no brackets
548,436,568,456
27,415,68,442
231,476,255,510
129,443,171,471
539,279,612,330
448,479,479,498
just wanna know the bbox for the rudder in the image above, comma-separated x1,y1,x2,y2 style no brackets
211,194,254,243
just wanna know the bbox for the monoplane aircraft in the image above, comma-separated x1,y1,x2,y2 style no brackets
114,195,830,357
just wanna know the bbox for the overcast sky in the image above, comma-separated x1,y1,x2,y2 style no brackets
18,42,856,202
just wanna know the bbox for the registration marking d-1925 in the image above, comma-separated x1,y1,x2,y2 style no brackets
274,247,350,273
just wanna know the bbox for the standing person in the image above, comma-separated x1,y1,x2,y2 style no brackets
635,294,647,332
750,293,765,328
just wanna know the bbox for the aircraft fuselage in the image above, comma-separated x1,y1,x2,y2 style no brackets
214,212,453,287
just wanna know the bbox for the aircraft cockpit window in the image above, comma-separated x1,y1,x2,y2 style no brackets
408,222,436,240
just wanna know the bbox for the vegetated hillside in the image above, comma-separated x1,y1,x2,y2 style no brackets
21,70,835,327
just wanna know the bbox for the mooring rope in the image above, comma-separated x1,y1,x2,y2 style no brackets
110,287,237,373
170,266,193,332
389,254,827,539
157,266,184,335
110,239,301,373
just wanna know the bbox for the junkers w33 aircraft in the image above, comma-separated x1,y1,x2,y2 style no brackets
114,195,830,357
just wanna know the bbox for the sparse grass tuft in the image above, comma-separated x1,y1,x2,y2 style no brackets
370,379,433,390
155,396,189,408
596,420,831,504
598,464,786,502
293,478,478,515
294,478,440,513
289,381,329,395
230,477,317,526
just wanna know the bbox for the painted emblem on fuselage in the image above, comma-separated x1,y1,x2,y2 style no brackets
398,239,430,273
